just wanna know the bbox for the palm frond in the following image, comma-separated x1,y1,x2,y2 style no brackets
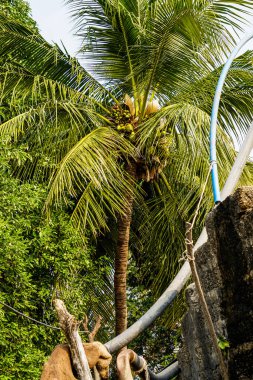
46,127,138,233
137,50,253,158
0,94,114,182
66,0,253,105
0,63,110,112
1,0,253,334
0,13,113,101
136,128,253,296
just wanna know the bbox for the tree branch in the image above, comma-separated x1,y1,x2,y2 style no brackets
82,314,103,380
83,314,102,343
54,299,93,380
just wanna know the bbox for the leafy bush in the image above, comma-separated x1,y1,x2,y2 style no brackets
0,144,110,379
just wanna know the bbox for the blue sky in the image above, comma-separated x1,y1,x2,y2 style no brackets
28,1,253,56
28,0,80,56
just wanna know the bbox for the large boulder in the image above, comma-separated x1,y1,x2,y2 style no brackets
178,187,253,379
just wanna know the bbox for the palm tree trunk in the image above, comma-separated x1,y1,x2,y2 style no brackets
114,162,136,336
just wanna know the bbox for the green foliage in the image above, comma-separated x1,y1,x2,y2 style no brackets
0,2,253,288
0,0,38,126
1,1,253,375
0,0,37,31
0,143,113,379
127,259,182,371
218,337,230,351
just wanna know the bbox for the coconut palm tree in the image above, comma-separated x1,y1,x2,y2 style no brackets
1,0,253,339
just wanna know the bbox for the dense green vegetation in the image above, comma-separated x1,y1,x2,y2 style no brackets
0,3,113,377
1,0,253,378
0,0,37,31
0,0,37,125
0,142,116,379
0,143,178,377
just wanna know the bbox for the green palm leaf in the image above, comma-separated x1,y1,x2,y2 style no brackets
1,0,253,346
46,127,138,233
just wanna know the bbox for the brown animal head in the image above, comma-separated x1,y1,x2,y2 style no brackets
40,341,112,380
84,342,112,379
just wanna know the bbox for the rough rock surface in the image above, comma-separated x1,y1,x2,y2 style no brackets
178,187,253,380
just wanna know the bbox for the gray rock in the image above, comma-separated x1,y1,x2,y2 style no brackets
178,187,253,380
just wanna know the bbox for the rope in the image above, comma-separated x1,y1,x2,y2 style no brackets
0,300,60,330
179,163,212,263
183,163,229,379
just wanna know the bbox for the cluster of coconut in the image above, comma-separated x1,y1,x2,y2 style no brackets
109,95,139,141
109,94,164,142
110,105,136,140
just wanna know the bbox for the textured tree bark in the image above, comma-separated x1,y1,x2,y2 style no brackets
54,299,93,380
114,162,137,336
185,223,228,380
178,187,253,379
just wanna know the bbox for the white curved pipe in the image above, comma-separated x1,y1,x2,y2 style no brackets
149,361,179,379
210,31,253,203
220,122,253,200
105,123,253,354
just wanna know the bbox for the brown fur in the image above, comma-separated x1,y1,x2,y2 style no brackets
40,342,112,380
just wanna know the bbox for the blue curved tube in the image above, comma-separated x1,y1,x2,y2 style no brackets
210,30,253,203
